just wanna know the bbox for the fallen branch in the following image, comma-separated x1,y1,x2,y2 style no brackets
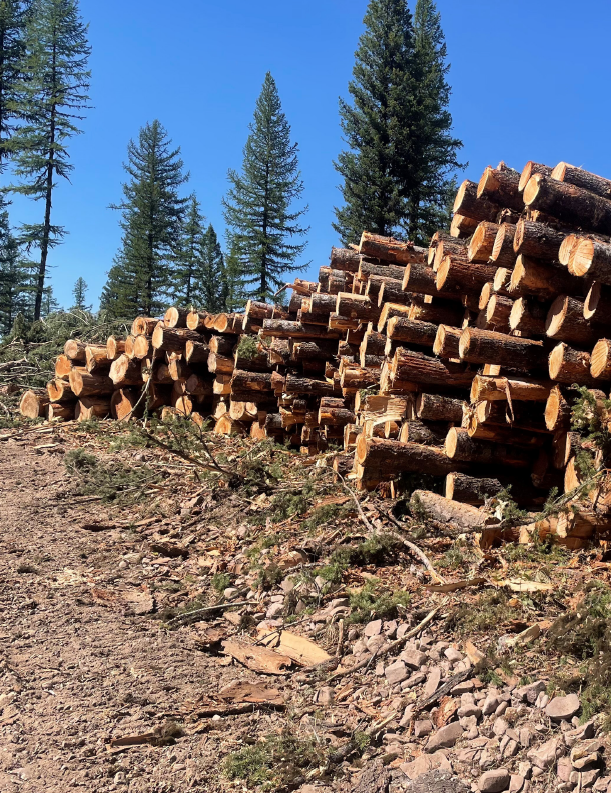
167,600,257,625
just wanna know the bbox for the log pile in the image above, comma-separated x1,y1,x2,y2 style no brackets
20,159,611,545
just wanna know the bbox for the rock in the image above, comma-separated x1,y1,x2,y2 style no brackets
503,739,519,759
478,768,510,793
572,751,599,770
570,768,600,788
451,680,474,695
367,634,387,653
314,686,334,706
350,758,391,793
570,738,604,764
401,649,428,669
457,703,480,719
385,661,409,686
545,693,581,722
482,694,500,716
519,727,535,748
593,775,611,792
564,720,595,747
534,691,549,709
528,736,564,770
557,757,572,782
352,639,367,656
384,619,398,638
365,619,383,637
224,587,239,600
509,774,524,793
515,680,546,704
518,761,532,779
414,720,433,738
458,715,478,740
402,769,469,793
494,700,508,717
265,601,284,619
400,705,415,727
425,722,463,753
444,647,463,663
401,672,426,690
493,717,508,737
423,667,442,699
396,623,411,639
400,752,451,780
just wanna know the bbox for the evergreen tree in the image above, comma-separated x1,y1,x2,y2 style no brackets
0,202,31,333
101,120,189,318
193,223,226,312
334,0,463,246
0,0,30,172
220,241,246,312
70,276,89,310
40,282,59,315
223,72,308,302
9,0,90,321
174,193,205,306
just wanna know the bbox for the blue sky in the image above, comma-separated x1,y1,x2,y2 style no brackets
8,0,611,309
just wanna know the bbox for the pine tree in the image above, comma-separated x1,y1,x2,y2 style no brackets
70,276,89,311
9,0,90,321
220,242,246,312
0,201,31,333
223,72,308,302
101,120,189,319
40,282,59,315
174,193,205,306
0,0,30,172
334,0,463,246
193,224,226,312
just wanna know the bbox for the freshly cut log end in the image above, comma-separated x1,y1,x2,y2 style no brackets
548,342,599,386
467,222,499,263
544,385,571,432
584,281,611,322
75,397,111,421
47,379,75,402
111,388,144,421
64,339,86,362
432,324,461,359
509,298,548,336
490,223,517,267
106,336,126,360
48,401,75,421
545,295,596,346
19,389,49,419
450,213,479,238
518,161,553,192
186,311,209,331
551,161,611,199
131,317,158,336
558,234,580,267
571,237,611,282
164,307,189,328
477,164,523,212
109,354,145,386
55,355,72,379
69,368,114,397
590,339,611,380
485,294,513,330
508,255,582,301
85,345,110,373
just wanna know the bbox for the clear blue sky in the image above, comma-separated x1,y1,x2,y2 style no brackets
8,0,611,309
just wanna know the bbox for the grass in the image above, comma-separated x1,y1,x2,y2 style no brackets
211,572,231,594
446,589,525,636
346,581,411,624
64,447,161,505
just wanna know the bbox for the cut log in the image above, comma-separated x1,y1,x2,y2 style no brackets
450,213,479,237
168,358,192,382
513,218,564,260
359,231,425,265
360,327,387,357
564,457,582,493
452,179,501,222
356,436,465,476
109,355,145,387
47,402,75,421
152,325,203,352
142,358,172,385
432,325,462,359
509,298,548,336
124,336,136,359
147,383,172,412
376,278,411,307
524,173,611,235
63,339,87,362
584,281,611,323
490,223,517,267
75,396,111,421
336,293,380,323
111,388,144,421
467,222,500,263
184,339,210,364
318,404,356,427
69,368,114,397
508,255,583,301
459,328,547,369
551,161,611,199
290,277,319,295
131,317,158,336
411,489,487,530
292,339,339,362
445,472,504,504
164,307,189,328
477,163,523,212
214,415,245,436
106,336,126,360
340,365,379,392
213,374,232,396
328,313,360,332
84,345,109,374
399,419,447,445
549,342,600,386
229,400,258,422
207,352,234,375
591,338,611,379
231,370,272,393
545,385,572,432
377,302,411,332
493,267,512,295
19,389,49,419
330,247,361,273
132,335,151,359
47,378,75,402
545,296,598,346
402,261,459,300
436,257,498,295
186,310,210,331
558,234,581,267
552,430,581,470
467,417,546,448
262,319,340,340
470,374,551,403
433,237,469,271
518,161,553,192
416,392,463,423
185,374,213,397
392,348,474,388
384,420,400,439
209,335,234,356
571,238,611,284
485,294,513,331
386,316,438,347
408,299,464,327
445,427,531,468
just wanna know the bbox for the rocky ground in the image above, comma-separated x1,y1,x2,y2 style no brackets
1,418,611,793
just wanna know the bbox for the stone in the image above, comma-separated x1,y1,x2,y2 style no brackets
528,736,564,770
518,762,532,779
451,680,474,695
509,774,525,793
515,680,546,704
564,720,595,747
400,751,451,780
593,775,611,792
534,691,549,710
423,667,442,699
570,768,600,788
384,620,398,638
401,649,428,669
414,720,433,738
401,672,426,690
459,715,479,740
493,717,508,737
519,727,535,748
545,693,581,722
265,601,284,619
570,739,604,764
482,695,500,716
385,661,409,686
401,769,469,793
503,740,519,759
352,639,367,656
396,623,410,639
223,587,239,600
399,705,414,727
557,757,572,782
457,703,481,719
425,722,463,753
444,647,463,663
367,634,387,653
572,752,600,770
494,700,508,718
315,686,334,706
478,768,511,793
365,619,383,637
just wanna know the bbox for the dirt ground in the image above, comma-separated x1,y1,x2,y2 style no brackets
0,438,298,794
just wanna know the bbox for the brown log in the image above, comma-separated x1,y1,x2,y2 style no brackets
340,365,379,392
416,392,463,423
377,302,411,332
328,313,360,332
432,325,461,359
184,374,213,397
507,255,583,301
584,281,611,323
111,388,144,421
524,173,611,235
64,339,87,362
386,316,438,347
571,237,611,284
108,355,144,387
357,259,406,282
402,261,459,301
142,358,172,385
399,419,447,445
124,335,136,359
152,325,203,352
544,384,573,432
408,299,464,327
490,223,517,268
234,345,269,373
477,162,522,211
364,273,399,300
214,414,245,436
356,436,465,476
228,400,258,421
545,295,599,346
186,311,210,331
564,457,582,493
291,339,338,362
209,335,234,356
75,396,111,421
19,389,49,419
467,416,546,447
47,378,75,402
106,336,126,360
319,404,356,427
513,218,564,260
551,161,611,199
319,267,349,294
167,358,191,382
558,234,581,267
213,374,232,396
360,327,387,357
450,213,479,238
485,294,513,331
509,298,548,336
131,335,150,359
445,472,504,505
467,222,500,263
132,317,158,336
336,292,380,323
359,231,425,265
377,279,411,307
470,374,551,403
268,337,291,366
84,345,110,374
229,370,272,394
433,237,469,271
330,246,361,272
214,314,245,334
445,427,531,468
518,161,553,192
452,180,501,222
163,307,189,328
47,401,75,421
392,348,474,388
262,319,340,340
493,267,512,295
411,490,488,530
552,430,581,470
207,352,234,375
436,256,498,295
69,368,114,397
383,420,400,439
591,338,611,379
185,339,210,364
549,342,600,386
459,328,547,369
290,277,318,295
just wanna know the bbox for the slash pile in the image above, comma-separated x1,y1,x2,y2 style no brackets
19,158,611,544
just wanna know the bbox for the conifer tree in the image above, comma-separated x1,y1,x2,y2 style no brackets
40,282,59,315
220,242,246,312
101,120,189,318
334,0,463,246
193,223,226,312
0,0,30,172
223,72,308,302
0,203,31,333
9,0,90,321
174,194,205,306
70,276,89,311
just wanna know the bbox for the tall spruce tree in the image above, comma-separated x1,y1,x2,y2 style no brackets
70,276,89,310
9,0,90,321
101,120,189,318
0,0,30,172
223,72,308,302
0,203,31,333
193,224,227,312
334,0,463,246
221,242,246,312
174,193,205,306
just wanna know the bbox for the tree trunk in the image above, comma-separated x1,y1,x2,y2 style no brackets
231,370,273,393
545,295,598,346
19,389,49,419
386,317,438,347
445,427,531,467
551,161,611,199
75,396,111,421
436,257,498,295
64,339,87,362
47,378,75,402
69,368,114,397
509,298,548,336
445,473,503,505
85,345,110,373
432,325,462,359
359,231,426,265
411,489,488,530
508,255,583,301
356,436,465,476
392,348,474,388
548,342,599,386
106,336,126,360
163,307,189,328
470,374,551,402
132,317,158,336
109,355,145,387
459,327,547,369
524,173,611,234
513,219,564,260
416,392,463,423
477,164,523,212
452,179,501,222
152,325,204,352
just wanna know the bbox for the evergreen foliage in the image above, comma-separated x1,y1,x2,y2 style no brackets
0,0,30,171
175,193,205,306
0,198,32,333
221,241,247,312
9,0,91,321
71,276,89,310
223,72,308,302
194,223,228,312
334,0,463,246
101,120,189,319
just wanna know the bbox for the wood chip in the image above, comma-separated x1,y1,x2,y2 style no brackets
257,628,332,667
221,638,292,674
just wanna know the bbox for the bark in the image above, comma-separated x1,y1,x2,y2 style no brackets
524,173,611,234
545,295,600,346
75,396,111,421
185,340,210,364
365,273,401,300
508,255,583,301
152,325,203,352
106,336,126,360
408,300,464,327
360,328,387,356
377,279,411,308
328,313,360,332
336,293,380,323
445,427,532,468
207,352,234,375
111,388,144,421
262,319,340,339
436,257,498,295
590,338,611,379
445,473,504,505
548,342,600,386
377,302,411,332
282,374,336,396
399,419,447,445
467,418,546,448
292,339,339,361
416,392,464,423
213,374,232,396
234,346,269,373
459,328,547,369
319,267,349,294
209,335,234,356
432,325,462,359
509,298,548,336
356,436,465,476
467,222,500,263
470,375,552,402
268,337,291,366
392,348,474,388
319,406,356,426
340,365,379,392
309,293,338,316
85,345,110,374
290,278,318,296
142,359,173,385
411,489,487,530
450,213,479,237
485,295,513,330
490,223,517,267
552,430,581,469
331,247,361,272
518,161,553,192
69,368,114,397
386,317,438,347
359,231,426,265
131,317,158,336
513,219,564,260
477,163,523,212
163,307,189,328
452,179,502,222
433,238,469,271
63,339,87,362
19,389,49,419
551,161,611,198
109,355,145,387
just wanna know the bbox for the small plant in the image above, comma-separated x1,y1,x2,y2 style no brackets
347,581,411,623
236,334,259,360
64,448,160,505
211,573,230,594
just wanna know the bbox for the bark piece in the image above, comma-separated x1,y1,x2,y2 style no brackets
221,638,292,674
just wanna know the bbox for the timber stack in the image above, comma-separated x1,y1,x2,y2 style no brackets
20,158,611,547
